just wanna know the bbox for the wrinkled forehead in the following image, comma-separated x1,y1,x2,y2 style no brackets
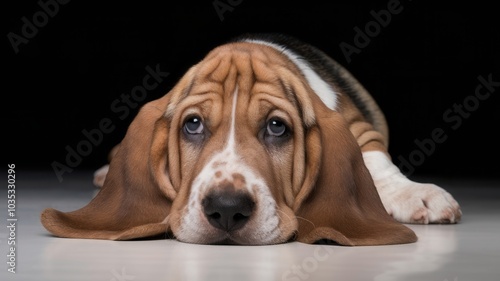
196,42,298,99
166,42,315,124
204,43,292,77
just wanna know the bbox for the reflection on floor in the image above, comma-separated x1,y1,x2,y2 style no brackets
1,170,499,281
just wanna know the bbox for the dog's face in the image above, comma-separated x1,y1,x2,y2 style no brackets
167,43,309,244
41,38,417,246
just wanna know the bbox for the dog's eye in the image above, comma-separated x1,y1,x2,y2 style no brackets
184,116,204,135
262,117,292,146
266,118,287,137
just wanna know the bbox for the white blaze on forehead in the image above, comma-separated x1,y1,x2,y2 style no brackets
176,87,282,244
227,85,239,153
243,39,338,110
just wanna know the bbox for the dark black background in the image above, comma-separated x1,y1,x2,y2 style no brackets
4,0,499,180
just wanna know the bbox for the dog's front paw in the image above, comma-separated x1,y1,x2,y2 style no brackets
378,181,462,224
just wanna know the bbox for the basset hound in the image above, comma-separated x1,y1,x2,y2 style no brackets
41,33,461,246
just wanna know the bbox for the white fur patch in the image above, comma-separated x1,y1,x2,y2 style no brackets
362,151,462,224
244,39,338,110
176,88,282,244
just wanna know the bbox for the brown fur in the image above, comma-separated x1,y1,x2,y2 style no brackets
41,42,417,245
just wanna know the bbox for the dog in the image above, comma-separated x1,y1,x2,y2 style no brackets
41,33,461,246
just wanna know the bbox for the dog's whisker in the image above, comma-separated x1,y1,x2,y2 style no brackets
294,215,316,230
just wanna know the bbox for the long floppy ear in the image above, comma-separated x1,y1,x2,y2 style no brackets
41,64,200,240
41,99,174,240
293,95,418,246
40,83,190,240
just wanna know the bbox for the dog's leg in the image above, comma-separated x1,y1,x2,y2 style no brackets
362,150,462,224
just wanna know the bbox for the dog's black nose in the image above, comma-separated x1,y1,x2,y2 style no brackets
202,190,255,231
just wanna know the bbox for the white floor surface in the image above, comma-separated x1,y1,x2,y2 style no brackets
1,170,499,281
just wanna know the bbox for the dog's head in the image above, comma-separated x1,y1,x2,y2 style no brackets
41,41,416,246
